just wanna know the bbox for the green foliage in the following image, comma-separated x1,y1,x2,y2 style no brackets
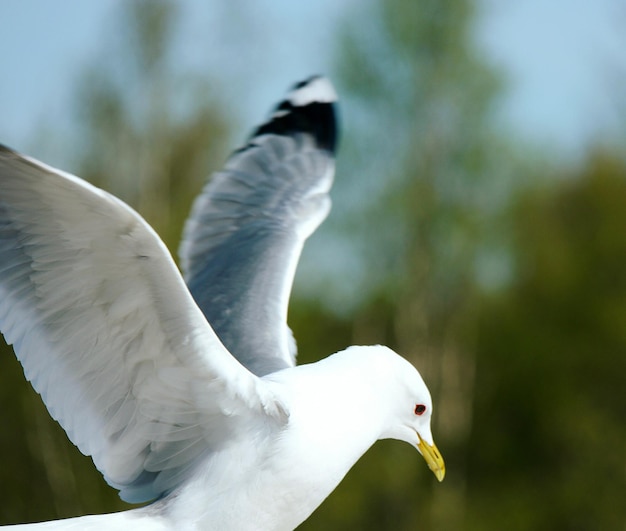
298,1,625,530
0,337,124,523
294,154,626,530
304,0,517,528
468,154,626,530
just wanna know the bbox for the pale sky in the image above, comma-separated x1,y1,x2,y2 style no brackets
1,0,624,310
478,0,625,157
1,0,624,165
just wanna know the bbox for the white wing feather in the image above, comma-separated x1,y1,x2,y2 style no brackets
0,146,286,503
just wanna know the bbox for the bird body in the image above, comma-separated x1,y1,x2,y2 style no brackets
0,77,444,530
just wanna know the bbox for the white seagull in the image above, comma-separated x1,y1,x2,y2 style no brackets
0,76,444,530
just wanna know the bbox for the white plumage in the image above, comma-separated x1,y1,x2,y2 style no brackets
0,77,444,530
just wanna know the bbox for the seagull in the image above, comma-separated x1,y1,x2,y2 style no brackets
0,76,444,530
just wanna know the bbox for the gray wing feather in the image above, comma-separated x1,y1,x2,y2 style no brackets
180,76,337,376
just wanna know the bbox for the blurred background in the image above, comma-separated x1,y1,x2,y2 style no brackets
1,0,625,529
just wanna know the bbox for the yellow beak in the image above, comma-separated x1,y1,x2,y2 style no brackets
417,434,445,482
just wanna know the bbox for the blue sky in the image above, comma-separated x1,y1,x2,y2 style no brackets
478,0,625,156
1,0,624,166
0,1,624,310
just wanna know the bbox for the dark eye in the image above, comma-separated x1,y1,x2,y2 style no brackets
414,404,426,416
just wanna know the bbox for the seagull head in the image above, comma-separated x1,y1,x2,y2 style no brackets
373,347,446,482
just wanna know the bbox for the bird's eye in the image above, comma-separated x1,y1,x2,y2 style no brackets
414,404,426,416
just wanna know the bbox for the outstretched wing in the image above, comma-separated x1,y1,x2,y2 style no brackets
180,76,337,376
0,146,285,503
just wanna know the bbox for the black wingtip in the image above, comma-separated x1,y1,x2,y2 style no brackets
251,76,338,153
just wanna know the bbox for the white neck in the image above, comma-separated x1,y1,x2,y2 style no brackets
91,348,402,531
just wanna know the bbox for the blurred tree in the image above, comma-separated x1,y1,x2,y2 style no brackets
74,0,229,250
298,0,522,529
0,0,229,524
468,153,626,530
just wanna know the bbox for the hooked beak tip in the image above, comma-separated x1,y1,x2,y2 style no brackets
417,434,445,482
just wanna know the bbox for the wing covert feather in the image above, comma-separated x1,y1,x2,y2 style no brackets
0,145,285,503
